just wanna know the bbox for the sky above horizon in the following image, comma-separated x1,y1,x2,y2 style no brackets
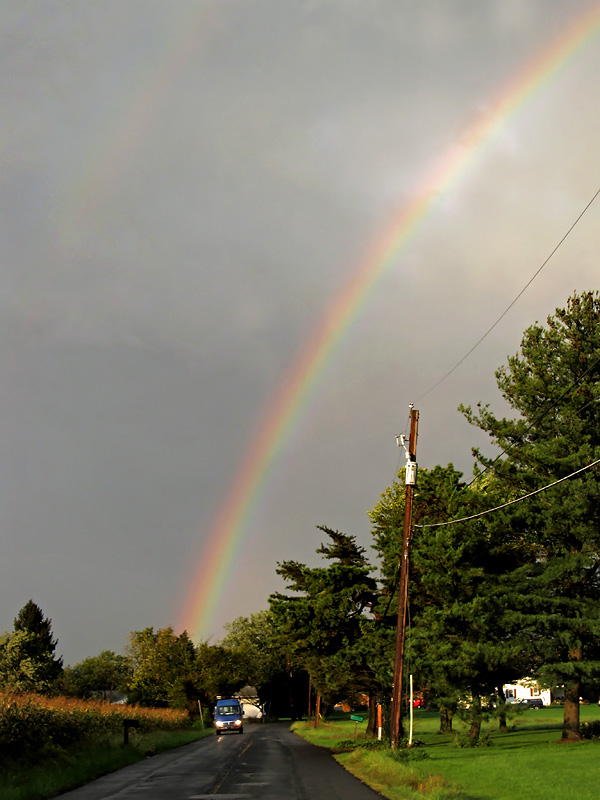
2,0,599,665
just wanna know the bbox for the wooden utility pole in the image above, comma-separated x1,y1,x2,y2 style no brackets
390,406,419,748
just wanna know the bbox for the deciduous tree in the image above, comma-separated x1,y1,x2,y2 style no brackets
221,609,285,690
62,650,129,700
195,641,249,704
126,626,197,709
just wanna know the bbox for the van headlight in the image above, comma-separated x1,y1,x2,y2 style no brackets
215,720,224,727
234,719,242,726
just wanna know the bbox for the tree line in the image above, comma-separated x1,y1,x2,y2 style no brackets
0,602,295,720
2,291,599,743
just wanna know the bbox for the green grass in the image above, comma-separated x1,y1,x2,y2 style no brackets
0,727,214,800
293,705,600,799
337,748,460,800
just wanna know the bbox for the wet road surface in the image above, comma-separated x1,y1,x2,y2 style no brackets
58,723,384,799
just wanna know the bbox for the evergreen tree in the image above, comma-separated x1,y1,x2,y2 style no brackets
460,290,600,740
270,526,378,716
0,601,63,693
369,465,531,741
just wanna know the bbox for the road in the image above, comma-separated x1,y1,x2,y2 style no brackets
59,723,384,800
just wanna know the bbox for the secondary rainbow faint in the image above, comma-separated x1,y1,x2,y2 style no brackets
178,2,600,642
57,3,220,253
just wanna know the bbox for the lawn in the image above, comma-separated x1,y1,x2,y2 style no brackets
293,705,600,800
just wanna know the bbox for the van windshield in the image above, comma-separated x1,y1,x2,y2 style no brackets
218,706,240,715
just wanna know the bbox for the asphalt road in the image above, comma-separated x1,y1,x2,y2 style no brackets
58,723,384,800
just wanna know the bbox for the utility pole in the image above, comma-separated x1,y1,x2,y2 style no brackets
390,405,419,748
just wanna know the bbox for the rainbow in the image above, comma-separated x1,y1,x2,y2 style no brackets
58,3,220,252
179,2,600,641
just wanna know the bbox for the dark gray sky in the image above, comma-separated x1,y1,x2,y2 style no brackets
2,0,599,665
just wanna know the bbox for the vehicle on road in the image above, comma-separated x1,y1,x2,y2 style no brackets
214,698,244,734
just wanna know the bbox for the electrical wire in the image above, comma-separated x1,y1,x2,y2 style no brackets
461,354,600,492
415,187,600,402
407,358,600,534
414,456,600,529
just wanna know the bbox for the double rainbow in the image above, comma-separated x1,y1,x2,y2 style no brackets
175,2,600,640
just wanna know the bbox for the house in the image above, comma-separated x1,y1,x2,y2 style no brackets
503,679,551,706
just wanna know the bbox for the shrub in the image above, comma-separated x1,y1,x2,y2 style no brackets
388,746,430,763
580,720,600,739
335,736,429,762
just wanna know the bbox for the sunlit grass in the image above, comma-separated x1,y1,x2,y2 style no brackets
293,706,600,799
338,748,460,800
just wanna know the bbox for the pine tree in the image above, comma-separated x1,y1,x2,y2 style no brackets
270,526,378,716
0,600,63,693
370,465,532,741
460,290,600,740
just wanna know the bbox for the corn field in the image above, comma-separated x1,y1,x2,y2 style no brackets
0,692,190,764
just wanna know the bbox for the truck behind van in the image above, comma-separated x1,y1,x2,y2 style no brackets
213,698,244,734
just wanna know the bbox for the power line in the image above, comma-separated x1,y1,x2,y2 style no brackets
461,354,600,492
414,457,600,529
416,187,600,402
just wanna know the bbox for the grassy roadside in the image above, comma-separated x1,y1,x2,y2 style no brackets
0,727,214,800
292,706,600,800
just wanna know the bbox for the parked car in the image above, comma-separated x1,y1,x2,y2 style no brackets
505,696,544,708
522,697,544,709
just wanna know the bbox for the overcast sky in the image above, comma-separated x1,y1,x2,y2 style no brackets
2,0,599,665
